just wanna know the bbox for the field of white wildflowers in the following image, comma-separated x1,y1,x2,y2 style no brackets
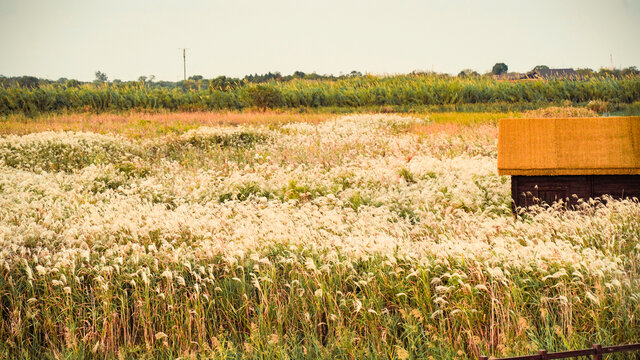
1,114,638,359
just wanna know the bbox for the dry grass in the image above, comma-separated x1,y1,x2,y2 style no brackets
0,111,518,139
1,113,638,359
521,106,597,118
410,123,498,138
424,111,521,125
0,111,329,138
407,111,511,137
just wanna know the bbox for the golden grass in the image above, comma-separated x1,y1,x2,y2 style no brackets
423,111,521,125
0,111,518,139
410,122,498,138
0,111,329,138
1,113,639,359
521,106,598,118
407,112,513,138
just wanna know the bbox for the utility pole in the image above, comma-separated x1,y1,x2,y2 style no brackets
610,53,614,70
180,48,188,81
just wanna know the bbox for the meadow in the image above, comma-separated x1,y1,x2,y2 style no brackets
0,111,639,359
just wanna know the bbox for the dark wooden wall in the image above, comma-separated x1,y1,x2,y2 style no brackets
512,175,640,208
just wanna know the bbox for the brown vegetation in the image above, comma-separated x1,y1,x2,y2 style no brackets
0,111,328,138
521,106,597,118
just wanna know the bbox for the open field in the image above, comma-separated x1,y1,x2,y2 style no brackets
0,111,518,138
1,113,639,359
0,111,329,139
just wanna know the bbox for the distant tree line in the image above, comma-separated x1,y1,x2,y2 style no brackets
465,63,640,78
1,71,639,116
0,70,367,92
2,65,638,92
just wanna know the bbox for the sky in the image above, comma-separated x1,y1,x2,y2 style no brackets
1,0,639,81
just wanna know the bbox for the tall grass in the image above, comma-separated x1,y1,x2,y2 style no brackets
1,75,639,115
4,246,638,359
0,115,638,359
0,111,328,138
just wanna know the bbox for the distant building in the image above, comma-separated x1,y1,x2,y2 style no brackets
498,117,640,209
493,72,524,81
523,68,579,80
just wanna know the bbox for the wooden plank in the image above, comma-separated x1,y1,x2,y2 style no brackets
498,117,640,175
481,343,640,360
511,176,518,211
593,344,602,360
512,175,640,209
591,175,640,199
484,355,542,360
601,343,640,353
546,348,594,359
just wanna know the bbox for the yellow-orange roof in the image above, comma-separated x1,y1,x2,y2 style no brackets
498,117,640,175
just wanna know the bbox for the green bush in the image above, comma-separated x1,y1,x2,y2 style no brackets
241,84,284,110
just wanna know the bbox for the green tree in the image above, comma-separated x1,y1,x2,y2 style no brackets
16,76,40,89
209,76,242,92
598,67,620,77
492,63,508,75
242,84,283,111
576,68,594,77
94,71,108,83
65,79,80,88
458,69,479,78
533,65,549,71
621,66,640,76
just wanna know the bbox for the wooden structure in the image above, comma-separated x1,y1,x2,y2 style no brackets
493,72,524,81
498,117,640,208
479,342,640,360
495,69,579,81
522,68,579,80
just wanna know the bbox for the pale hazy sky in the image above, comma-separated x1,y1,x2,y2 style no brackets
1,0,639,81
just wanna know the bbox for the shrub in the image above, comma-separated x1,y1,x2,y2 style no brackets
587,99,609,113
241,84,284,110
522,106,598,118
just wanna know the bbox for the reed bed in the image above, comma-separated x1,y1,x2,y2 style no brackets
1,75,639,115
0,114,638,359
